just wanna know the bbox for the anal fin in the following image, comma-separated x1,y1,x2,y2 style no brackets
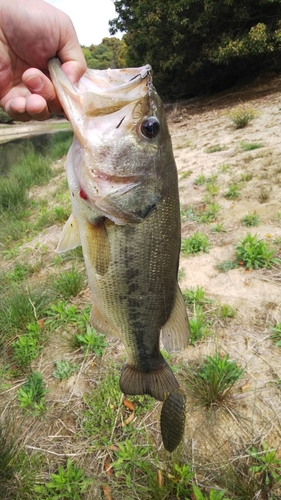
90,304,121,339
161,284,189,353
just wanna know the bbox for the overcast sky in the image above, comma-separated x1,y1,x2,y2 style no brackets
45,0,121,46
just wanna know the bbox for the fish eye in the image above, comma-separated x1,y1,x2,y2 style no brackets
141,117,160,139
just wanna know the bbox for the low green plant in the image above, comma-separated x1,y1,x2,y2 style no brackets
216,260,238,272
220,163,230,173
206,145,226,153
224,184,241,199
17,372,47,414
228,107,257,129
240,141,264,151
248,442,281,488
189,306,211,344
194,174,206,186
193,485,230,500
45,302,90,331
181,232,210,255
235,233,279,269
183,286,212,307
218,304,236,319
75,325,107,356
34,458,92,499
180,170,192,179
240,172,253,182
199,203,221,223
52,360,79,380
211,223,226,233
270,323,281,347
182,353,243,408
241,212,260,227
12,322,42,369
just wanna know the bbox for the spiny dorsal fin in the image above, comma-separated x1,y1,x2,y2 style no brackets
56,214,81,253
161,284,189,353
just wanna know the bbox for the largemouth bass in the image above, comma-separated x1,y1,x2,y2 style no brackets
48,58,189,451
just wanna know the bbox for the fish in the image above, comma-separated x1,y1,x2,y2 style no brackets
48,58,189,451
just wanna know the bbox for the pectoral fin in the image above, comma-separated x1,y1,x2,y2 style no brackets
161,285,189,353
56,214,81,253
90,304,121,339
85,219,110,275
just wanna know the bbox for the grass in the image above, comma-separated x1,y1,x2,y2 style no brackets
270,323,281,347
224,184,241,199
216,260,238,272
52,359,79,380
17,372,47,414
75,325,108,356
182,352,243,410
50,266,85,300
240,141,264,151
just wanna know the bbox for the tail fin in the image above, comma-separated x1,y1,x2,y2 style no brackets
119,359,179,401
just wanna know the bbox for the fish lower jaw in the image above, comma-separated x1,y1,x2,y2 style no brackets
119,362,179,402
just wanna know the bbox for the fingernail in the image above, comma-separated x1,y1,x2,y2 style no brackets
26,75,44,92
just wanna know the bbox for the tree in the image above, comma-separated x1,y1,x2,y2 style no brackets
109,0,281,98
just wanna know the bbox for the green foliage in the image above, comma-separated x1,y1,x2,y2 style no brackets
270,323,281,347
183,353,243,408
17,372,47,414
240,141,264,151
33,458,92,499
52,360,79,380
181,232,211,255
12,322,42,370
183,286,212,308
110,0,281,98
51,267,85,300
235,233,279,269
188,306,211,344
75,325,108,356
193,485,230,500
241,212,260,227
82,37,125,69
216,260,238,272
224,184,241,199
228,107,258,129
248,442,281,487
45,302,90,332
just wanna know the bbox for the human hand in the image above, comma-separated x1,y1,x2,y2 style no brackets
0,0,86,121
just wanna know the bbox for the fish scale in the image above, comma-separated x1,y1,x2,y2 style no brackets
48,58,190,451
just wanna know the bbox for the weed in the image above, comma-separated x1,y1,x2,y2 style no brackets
182,353,243,408
45,302,90,332
199,203,221,223
216,260,238,272
224,184,241,199
189,306,211,344
220,163,230,173
240,172,253,182
228,107,258,129
183,286,212,307
193,485,230,500
194,174,206,186
12,322,42,370
270,323,281,347
34,458,92,499
206,183,220,197
218,304,236,319
211,223,226,233
258,185,271,203
235,233,279,269
17,372,47,414
206,145,227,153
180,170,192,179
51,267,85,300
52,359,79,380
178,267,186,281
75,325,108,356
181,232,211,255
240,141,264,151
241,212,260,227
248,442,281,488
